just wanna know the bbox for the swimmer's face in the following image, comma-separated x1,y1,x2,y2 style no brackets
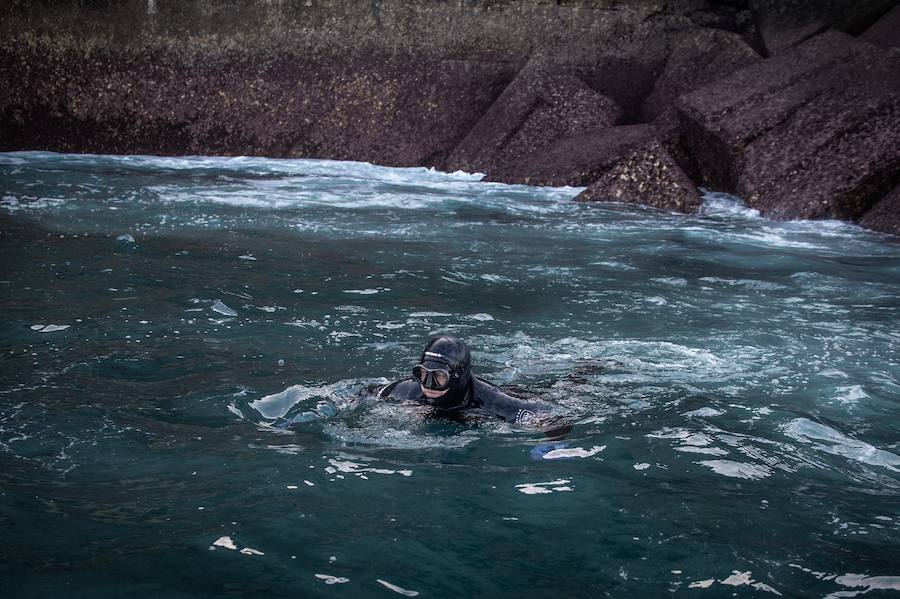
420,385,448,400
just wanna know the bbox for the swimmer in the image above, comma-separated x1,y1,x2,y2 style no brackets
375,335,571,436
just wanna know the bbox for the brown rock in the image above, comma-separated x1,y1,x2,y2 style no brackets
642,29,761,133
443,61,623,175
484,124,658,187
574,139,701,213
678,31,900,221
858,185,900,237
0,44,512,166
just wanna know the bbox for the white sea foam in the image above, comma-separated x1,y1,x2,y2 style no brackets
377,579,419,597
698,192,761,219
697,460,772,480
211,300,237,317
834,385,868,405
827,574,900,598
682,407,723,418
326,457,412,478
467,313,494,321
542,445,605,460
315,574,349,584
212,536,237,550
31,324,71,333
251,384,330,419
516,479,573,494
783,418,900,471
0,196,69,211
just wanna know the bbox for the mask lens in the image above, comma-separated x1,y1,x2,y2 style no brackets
413,364,452,390
433,370,450,388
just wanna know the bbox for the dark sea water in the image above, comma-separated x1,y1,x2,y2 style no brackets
1,152,899,598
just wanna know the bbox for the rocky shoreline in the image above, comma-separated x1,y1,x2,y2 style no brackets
1,0,898,234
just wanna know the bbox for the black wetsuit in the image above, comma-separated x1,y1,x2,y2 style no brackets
375,377,552,426
371,336,569,435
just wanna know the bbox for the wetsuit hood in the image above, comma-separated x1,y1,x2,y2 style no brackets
418,336,472,410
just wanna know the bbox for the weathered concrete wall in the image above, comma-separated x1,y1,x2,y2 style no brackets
0,0,685,163
1,0,899,234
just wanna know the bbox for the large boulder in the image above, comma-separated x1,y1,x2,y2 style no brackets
443,62,623,175
678,31,900,221
0,43,512,166
642,29,761,135
858,185,900,236
749,0,897,55
574,139,701,213
0,0,673,161
483,124,658,187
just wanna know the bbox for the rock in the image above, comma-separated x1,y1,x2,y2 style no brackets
302,55,514,167
0,0,672,161
678,31,900,220
574,139,701,213
858,185,900,236
749,0,897,55
443,62,623,175
0,44,512,166
861,2,900,49
484,124,658,187
642,28,761,133
686,3,760,46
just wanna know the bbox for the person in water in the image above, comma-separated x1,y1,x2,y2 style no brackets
376,335,569,434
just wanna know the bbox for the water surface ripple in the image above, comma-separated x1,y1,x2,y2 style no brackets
1,152,899,598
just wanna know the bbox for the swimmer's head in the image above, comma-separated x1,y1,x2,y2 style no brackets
413,336,472,409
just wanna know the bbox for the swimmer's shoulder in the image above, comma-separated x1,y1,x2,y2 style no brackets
376,378,421,400
473,378,563,428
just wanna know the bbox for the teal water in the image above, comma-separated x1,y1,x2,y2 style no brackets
1,152,899,598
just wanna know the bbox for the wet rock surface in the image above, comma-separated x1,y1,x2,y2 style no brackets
1,0,898,234
484,124,658,187
678,31,900,222
443,62,623,175
574,140,701,213
859,185,900,236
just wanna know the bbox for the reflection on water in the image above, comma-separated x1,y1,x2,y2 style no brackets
1,152,899,597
